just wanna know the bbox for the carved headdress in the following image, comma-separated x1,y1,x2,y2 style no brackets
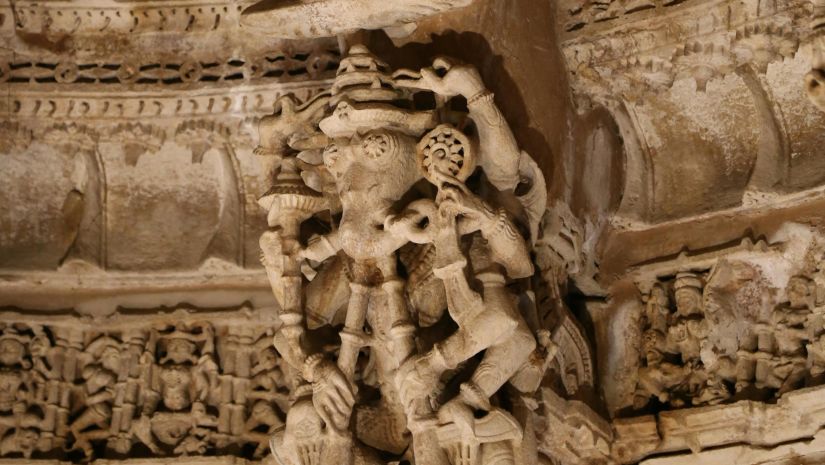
155,324,212,365
0,327,31,368
319,45,437,138
673,272,703,292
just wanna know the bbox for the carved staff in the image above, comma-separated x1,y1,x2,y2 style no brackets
259,156,327,358
257,94,330,370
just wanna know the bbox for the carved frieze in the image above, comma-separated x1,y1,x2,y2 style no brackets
0,308,284,462
559,0,810,101
558,0,825,222
2,0,254,35
634,266,825,411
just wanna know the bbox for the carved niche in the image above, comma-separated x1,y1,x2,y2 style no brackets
254,45,597,465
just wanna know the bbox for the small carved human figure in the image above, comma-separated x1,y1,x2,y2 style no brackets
0,328,43,459
645,284,670,335
69,337,123,457
0,329,33,419
634,272,732,407
757,276,814,394
29,327,74,451
634,330,687,408
670,272,705,321
135,324,218,453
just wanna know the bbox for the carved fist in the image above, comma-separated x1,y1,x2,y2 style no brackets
394,57,485,99
438,183,495,231
395,354,440,419
307,358,356,432
257,94,330,155
384,199,437,244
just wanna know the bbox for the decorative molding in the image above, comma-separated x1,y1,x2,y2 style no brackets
2,81,331,123
560,0,809,102
2,0,256,35
614,383,825,463
0,50,339,86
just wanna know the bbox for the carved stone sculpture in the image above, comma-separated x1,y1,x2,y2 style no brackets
255,45,592,465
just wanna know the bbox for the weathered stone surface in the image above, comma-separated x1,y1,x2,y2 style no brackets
3,0,825,464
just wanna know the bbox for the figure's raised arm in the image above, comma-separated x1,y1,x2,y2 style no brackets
394,58,522,191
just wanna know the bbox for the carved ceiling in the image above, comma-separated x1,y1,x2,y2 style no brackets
2,0,825,464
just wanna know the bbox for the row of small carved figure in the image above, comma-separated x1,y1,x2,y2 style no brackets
0,50,339,85
0,322,288,461
635,274,825,410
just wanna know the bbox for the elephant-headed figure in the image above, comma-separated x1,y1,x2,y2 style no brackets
261,44,443,465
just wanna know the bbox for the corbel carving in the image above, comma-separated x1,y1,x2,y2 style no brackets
254,45,598,465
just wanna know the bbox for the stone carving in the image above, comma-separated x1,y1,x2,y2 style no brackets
634,272,723,409
0,312,291,461
805,0,825,111
614,382,825,463
535,388,612,465
559,0,808,101
633,264,825,412
241,0,474,38
255,45,593,465
0,49,338,86
8,0,245,34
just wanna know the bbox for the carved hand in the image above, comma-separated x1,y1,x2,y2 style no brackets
394,57,485,99
437,183,495,232
256,94,330,155
307,358,356,432
384,199,437,244
395,354,440,419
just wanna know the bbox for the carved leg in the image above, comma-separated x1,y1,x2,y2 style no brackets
436,306,521,371
218,375,233,434
384,278,416,368
468,320,536,401
777,360,807,395
337,282,370,382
